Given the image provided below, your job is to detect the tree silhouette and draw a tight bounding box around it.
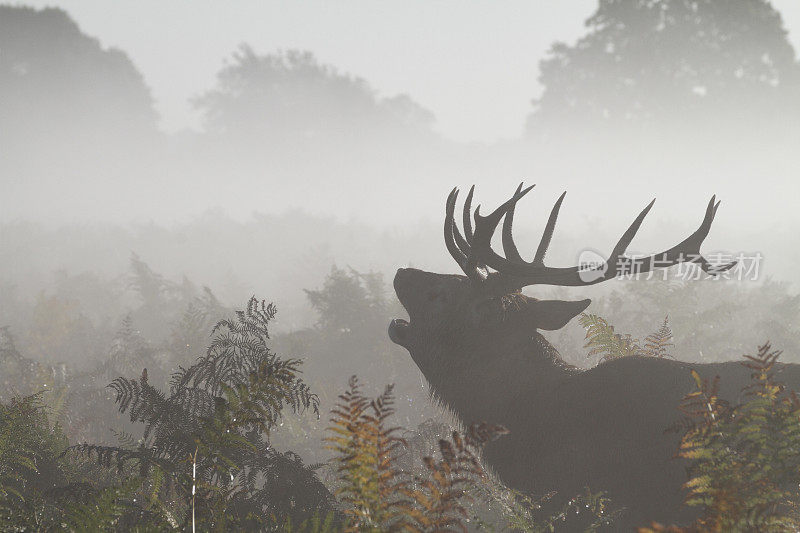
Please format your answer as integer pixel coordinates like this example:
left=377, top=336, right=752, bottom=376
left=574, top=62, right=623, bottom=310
left=0, top=6, right=158, bottom=145
left=194, top=46, right=434, bottom=147
left=0, top=5, right=161, bottom=217
left=529, top=0, right=800, bottom=135
left=304, top=266, right=389, bottom=335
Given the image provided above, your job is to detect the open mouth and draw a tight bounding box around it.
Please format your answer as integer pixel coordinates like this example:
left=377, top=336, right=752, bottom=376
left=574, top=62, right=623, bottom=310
left=388, top=318, right=411, bottom=346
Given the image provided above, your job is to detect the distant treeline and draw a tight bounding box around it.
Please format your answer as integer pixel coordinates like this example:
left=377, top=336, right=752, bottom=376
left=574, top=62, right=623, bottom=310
left=2, top=2, right=799, bottom=223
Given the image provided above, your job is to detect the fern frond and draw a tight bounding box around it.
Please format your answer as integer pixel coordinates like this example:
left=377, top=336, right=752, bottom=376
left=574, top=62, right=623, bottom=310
left=92, top=295, right=330, bottom=528
left=642, top=315, right=674, bottom=358
left=325, top=376, right=409, bottom=532
left=672, top=342, right=800, bottom=530
left=63, top=478, right=141, bottom=531
left=578, top=313, right=641, bottom=361
left=401, top=422, right=508, bottom=533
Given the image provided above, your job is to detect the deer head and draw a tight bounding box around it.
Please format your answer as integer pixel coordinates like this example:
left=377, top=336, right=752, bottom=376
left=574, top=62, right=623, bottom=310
left=389, top=184, right=734, bottom=388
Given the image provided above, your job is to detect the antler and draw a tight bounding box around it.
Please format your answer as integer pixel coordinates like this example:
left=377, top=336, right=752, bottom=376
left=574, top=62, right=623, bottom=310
left=444, top=184, right=736, bottom=296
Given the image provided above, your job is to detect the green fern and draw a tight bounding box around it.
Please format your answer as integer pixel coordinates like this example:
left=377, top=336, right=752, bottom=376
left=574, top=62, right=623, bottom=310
left=671, top=343, right=800, bottom=530
left=325, top=376, right=409, bottom=532
left=63, top=478, right=140, bottom=531
left=74, top=296, right=332, bottom=529
left=0, top=399, right=40, bottom=502
left=0, top=393, right=83, bottom=531
left=578, top=313, right=641, bottom=361
left=273, top=511, right=340, bottom=532
left=580, top=313, right=678, bottom=362
left=642, top=316, right=674, bottom=359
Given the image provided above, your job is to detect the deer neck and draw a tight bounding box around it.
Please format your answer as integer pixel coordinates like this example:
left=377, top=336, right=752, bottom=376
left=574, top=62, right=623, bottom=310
left=414, top=329, right=576, bottom=430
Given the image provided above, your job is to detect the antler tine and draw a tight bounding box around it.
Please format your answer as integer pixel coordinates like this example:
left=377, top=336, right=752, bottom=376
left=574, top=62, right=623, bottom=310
left=445, top=188, right=467, bottom=263
left=673, top=195, right=736, bottom=274
left=695, top=196, right=735, bottom=273
left=445, top=188, right=473, bottom=257
left=445, top=188, right=487, bottom=282
left=473, top=184, right=534, bottom=259
left=502, top=183, right=526, bottom=264
left=609, top=198, right=656, bottom=260
left=700, top=195, right=718, bottom=242
left=463, top=185, right=475, bottom=244
left=606, top=195, right=735, bottom=279
left=452, top=214, right=473, bottom=259
left=533, top=191, right=567, bottom=265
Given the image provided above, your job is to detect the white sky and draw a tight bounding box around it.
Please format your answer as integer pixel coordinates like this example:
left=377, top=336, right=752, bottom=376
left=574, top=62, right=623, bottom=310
left=19, top=1, right=800, bottom=143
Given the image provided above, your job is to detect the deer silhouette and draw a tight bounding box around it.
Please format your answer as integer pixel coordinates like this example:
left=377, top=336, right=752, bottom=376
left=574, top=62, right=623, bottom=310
left=389, top=184, right=800, bottom=529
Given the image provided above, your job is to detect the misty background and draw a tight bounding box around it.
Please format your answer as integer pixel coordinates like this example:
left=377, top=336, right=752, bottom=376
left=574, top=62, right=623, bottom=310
left=2, top=4, right=800, bottom=528
left=2, top=0, right=799, bottom=363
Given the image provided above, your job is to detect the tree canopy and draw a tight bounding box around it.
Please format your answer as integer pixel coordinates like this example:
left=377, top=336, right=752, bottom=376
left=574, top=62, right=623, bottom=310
left=528, top=0, right=800, bottom=135
left=0, top=6, right=158, bottom=144
left=194, top=46, right=434, bottom=146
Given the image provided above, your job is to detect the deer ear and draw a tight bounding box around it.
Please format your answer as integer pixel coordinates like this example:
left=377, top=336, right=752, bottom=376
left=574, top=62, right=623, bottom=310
left=525, top=298, right=591, bottom=331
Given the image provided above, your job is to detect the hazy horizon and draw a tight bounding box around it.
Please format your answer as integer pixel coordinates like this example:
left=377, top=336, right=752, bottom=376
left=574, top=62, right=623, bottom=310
left=20, top=0, right=800, bottom=143
left=2, top=1, right=799, bottom=294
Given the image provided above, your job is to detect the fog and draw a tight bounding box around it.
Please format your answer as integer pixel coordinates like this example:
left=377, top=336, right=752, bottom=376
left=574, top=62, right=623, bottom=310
left=3, top=2, right=799, bottom=320
left=2, top=2, right=800, bottom=529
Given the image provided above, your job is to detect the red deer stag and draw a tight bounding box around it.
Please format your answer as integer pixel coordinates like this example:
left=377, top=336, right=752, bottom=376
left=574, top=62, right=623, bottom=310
left=389, top=184, right=800, bottom=529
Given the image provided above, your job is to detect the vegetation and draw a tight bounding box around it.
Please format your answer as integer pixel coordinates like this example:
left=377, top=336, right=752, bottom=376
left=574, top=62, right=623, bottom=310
left=642, top=316, right=675, bottom=360
left=3, top=247, right=800, bottom=531
left=576, top=312, right=800, bottom=530
left=326, top=377, right=408, bottom=531
left=3, top=249, right=800, bottom=531
left=578, top=312, right=674, bottom=362
left=641, top=343, right=800, bottom=531
left=531, top=0, right=800, bottom=132
left=324, top=376, right=614, bottom=532
left=1, top=297, right=333, bottom=531
left=2, top=0, right=800, bottom=530
left=578, top=313, right=643, bottom=362
left=583, top=277, right=800, bottom=366
left=0, top=285, right=619, bottom=532
left=195, top=47, right=434, bottom=145
left=0, top=5, right=158, bottom=141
